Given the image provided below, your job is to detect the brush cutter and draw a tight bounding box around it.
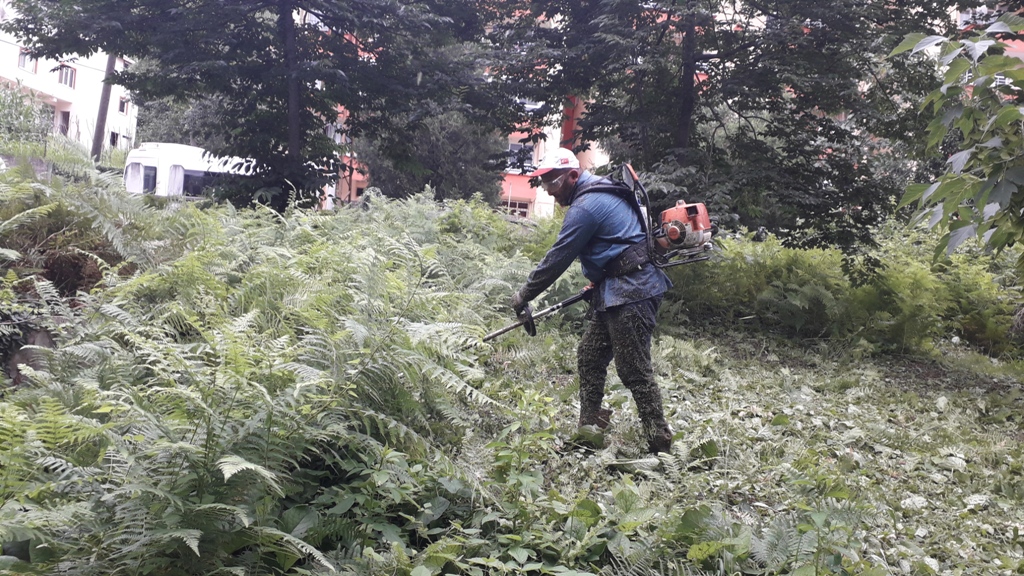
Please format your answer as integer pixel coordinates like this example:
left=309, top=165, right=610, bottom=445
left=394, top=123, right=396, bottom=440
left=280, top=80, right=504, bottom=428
left=483, top=286, right=593, bottom=342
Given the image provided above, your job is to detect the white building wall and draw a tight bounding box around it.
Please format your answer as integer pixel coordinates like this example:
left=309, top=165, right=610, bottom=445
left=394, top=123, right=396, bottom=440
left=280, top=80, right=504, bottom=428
left=0, top=2, right=137, bottom=151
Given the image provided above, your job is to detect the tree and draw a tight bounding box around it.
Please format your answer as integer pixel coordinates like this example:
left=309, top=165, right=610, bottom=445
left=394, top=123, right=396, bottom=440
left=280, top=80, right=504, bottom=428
left=894, top=10, right=1024, bottom=267
left=486, top=0, right=984, bottom=255
left=6, top=0, right=504, bottom=209
left=135, top=97, right=230, bottom=152
left=353, top=111, right=508, bottom=203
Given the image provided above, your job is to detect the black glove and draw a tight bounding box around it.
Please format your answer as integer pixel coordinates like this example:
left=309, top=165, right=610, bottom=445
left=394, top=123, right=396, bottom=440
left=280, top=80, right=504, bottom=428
left=510, top=291, right=537, bottom=337
left=581, top=283, right=595, bottom=302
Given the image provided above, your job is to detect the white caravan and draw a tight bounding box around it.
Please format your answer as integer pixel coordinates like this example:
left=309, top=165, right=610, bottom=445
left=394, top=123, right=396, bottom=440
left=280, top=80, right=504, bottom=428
left=123, top=142, right=252, bottom=197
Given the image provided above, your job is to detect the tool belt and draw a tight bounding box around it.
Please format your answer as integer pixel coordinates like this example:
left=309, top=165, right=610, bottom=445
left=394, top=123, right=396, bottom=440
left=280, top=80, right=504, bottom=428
left=604, top=240, right=652, bottom=277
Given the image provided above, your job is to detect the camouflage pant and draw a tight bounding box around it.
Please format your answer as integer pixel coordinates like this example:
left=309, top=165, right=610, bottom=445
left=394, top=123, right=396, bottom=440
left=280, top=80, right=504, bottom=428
left=577, top=296, right=672, bottom=452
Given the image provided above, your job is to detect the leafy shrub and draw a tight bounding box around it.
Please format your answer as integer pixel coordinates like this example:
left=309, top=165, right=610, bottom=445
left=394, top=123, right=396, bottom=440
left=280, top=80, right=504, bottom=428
left=665, top=227, right=1022, bottom=354
left=0, top=82, right=50, bottom=146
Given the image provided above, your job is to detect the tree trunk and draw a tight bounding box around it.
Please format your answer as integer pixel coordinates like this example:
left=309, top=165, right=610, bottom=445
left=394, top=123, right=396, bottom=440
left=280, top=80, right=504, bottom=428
left=675, top=3, right=699, bottom=165
left=278, top=2, right=301, bottom=166
left=91, top=53, right=117, bottom=162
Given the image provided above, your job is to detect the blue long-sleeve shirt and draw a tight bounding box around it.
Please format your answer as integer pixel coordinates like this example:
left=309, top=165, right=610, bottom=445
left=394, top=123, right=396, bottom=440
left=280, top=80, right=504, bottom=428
left=518, top=172, right=672, bottom=311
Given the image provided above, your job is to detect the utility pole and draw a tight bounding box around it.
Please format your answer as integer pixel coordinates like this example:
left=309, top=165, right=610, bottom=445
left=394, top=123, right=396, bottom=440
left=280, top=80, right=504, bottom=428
left=90, top=53, right=117, bottom=162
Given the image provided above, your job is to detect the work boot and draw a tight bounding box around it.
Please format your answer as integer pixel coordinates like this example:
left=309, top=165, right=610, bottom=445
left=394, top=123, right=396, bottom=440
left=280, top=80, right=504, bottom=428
left=579, top=407, right=613, bottom=430
left=646, top=423, right=673, bottom=455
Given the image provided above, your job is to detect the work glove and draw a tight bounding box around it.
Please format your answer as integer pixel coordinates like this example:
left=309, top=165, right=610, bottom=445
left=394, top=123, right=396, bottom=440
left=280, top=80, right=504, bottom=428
left=510, top=290, right=537, bottom=337
left=581, top=283, right=595, bottom=302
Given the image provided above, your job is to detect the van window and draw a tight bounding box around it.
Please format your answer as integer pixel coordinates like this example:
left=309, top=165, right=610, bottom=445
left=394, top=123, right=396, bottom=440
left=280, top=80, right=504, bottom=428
left=168, top=165, right=185, bottom=195
left=125, top=162, right=143, bottom=193
left=143, top=166, right=157, bottom=193
left=182, top=172, right=206, bottom=197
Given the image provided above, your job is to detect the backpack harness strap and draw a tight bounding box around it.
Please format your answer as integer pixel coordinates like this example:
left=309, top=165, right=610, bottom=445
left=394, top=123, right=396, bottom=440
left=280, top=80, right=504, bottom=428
left=574, top=181, right=654, bottom=278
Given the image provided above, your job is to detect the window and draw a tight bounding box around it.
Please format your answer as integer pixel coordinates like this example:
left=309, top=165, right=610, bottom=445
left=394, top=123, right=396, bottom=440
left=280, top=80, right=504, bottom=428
left=124, top=162, right=143, bottom=193
left=182, top=173, right=207, bottom=197
left=507, top=143, right=534, bottom=172
left=17, top=50, right=35, bottom=73
left=118, top=98, right=129, bottom=114
left=58, top=111, right=70, bottom=135
left=355, top=187, right=365, bottom=198
left=109, top=132, right=119, bottom=147
left=325, top=123, right=345, bottom=145
left=503, top=201, right=530, bottom=218
left=143, top=166, right=157, bottom=194
left=57, top=65, right=76, bottom=88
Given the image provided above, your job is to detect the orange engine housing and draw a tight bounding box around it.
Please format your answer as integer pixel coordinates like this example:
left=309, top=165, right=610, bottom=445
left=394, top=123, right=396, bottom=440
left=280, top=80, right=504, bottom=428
left=656, top=200, right=712, bottom=250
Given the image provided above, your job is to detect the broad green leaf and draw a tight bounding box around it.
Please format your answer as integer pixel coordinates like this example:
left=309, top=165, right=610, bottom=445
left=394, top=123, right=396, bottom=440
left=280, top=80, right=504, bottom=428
left=992, top=106, right=1023, bottom=128
left=900, top=183, right=931, bottom=209
left=986, top=22, right=1013, bottom=34
left=940, top=105, right=963, bottom=128
left=572, top=499, right=604, bottom=527
left=940, top=46, right=965, bottom=67
left=964, top=39, right=996, bottom=62
left=508, top=547, right=530, bottom=564
left=921, top=180, right=946, bottom=204
left=914, top=35, right=950, bottom=54
left=411, top=566, right=432, bottom=576
left=948, top=149, right=973, bottom=174
left=927, top=205, right=945, bottom=229
left=889, top=33, right=928, bottom=56
left=942, top=58, right=970, bottom=84
left=978, top=55, right=1023, bottom=76
left=1001, top=13, right=1024, bottom=32
left=947, top=222, right=978, bottom=253
left=990, top=178, right=1016, bottom=208
left=1005, top=166, right=1024, bottom=184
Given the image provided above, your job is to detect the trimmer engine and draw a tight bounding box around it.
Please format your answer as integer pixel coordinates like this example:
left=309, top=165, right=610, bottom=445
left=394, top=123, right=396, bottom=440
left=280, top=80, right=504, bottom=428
left=655, top=200, right=713, bottom=251
left=617, top=162, right=716, bottom=268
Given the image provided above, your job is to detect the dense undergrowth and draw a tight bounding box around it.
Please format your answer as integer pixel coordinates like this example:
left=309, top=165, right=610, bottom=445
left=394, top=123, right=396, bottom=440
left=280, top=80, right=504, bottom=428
left=1, top=152, right=1023, bottom=576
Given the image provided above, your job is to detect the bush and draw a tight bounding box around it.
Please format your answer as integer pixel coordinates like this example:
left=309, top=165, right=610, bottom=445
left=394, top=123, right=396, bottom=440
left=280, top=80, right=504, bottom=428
left=664, top=226, right=1023, bottom=354
left=0, top=82, right=50, bottom=146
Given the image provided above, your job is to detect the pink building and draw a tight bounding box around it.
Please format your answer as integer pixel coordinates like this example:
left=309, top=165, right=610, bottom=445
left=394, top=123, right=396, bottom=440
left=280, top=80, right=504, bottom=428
left=499, top=96, right=609, bottom=219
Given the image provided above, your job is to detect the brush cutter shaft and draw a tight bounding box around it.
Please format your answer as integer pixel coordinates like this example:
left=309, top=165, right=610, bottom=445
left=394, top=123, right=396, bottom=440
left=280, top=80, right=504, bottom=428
left=483, top=289, right=590, bottom=342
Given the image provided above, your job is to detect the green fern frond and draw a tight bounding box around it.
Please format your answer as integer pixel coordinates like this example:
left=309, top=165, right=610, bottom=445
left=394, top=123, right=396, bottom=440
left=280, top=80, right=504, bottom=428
left=216, top=455, right=285, bottom=497
left=750, top=515, right=800, bottom=569
left=247, top=525, right=336, bottom=571
left=0, top=202, right=57, bottom=235
left=151, top=528, right=203, bottom=556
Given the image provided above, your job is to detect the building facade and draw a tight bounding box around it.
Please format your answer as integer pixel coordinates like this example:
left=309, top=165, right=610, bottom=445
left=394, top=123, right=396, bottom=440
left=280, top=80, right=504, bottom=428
left=0, top=2, right=137, bottom=152
left=500, top=96, right=610, bottom=219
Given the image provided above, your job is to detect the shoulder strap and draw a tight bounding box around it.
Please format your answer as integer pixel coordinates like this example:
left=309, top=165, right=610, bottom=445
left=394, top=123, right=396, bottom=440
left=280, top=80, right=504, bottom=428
left=575, top=181, right=649, bottom=235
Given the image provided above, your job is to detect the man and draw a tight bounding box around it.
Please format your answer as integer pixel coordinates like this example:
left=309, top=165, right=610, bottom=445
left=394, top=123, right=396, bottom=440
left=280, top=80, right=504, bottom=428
left=510, top=147, right=674, bottom=454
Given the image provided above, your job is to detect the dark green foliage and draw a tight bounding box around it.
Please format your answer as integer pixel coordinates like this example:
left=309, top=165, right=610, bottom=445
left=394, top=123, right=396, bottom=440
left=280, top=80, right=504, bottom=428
left=352, top=111, right=508, bottom=204
left=5, top=0, right=501, bottom=209
left=894, top=10, right=1024, bottom=268
left=664, top=227, right=1022, bottom=353
left=0, top=84, right=50, bottom=144
left=486, top=0, right=985, bottom=253
left=134, top=93, right=230, bottom=152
